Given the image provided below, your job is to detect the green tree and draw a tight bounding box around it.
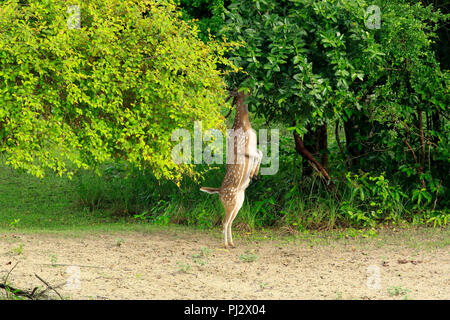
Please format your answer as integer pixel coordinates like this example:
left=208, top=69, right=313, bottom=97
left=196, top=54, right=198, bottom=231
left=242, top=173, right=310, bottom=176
left=0, top=0, right=237, bottom=181
left=222, top=0, right=448, bottom=202
left=177, top=0, right=230, bottom=41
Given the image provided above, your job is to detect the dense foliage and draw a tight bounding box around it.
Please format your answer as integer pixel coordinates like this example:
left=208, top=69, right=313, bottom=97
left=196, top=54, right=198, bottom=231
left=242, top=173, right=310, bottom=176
left=0, top=0, right=235, bottom=180
left=177, top=0, right=230, bottom=41
left=222, top=0, right=449, bottom=214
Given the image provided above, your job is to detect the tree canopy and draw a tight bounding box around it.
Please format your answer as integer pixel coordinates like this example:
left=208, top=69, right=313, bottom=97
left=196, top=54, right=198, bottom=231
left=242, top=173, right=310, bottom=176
left=0, top=0, right=236, bottom=180
left=222, top=0, right=449, bottom=204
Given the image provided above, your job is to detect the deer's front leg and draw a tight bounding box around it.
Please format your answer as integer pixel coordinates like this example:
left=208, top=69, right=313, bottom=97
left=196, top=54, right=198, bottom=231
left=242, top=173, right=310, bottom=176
left=250, top=149, right=263, bottom=179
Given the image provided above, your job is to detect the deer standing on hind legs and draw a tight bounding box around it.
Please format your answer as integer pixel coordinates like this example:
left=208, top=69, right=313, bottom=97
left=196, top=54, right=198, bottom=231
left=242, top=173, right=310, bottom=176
left=200, top=90, right=263, bottom=249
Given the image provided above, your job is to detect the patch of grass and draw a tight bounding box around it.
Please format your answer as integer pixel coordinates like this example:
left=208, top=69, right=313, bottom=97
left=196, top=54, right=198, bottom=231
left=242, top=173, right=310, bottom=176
left=0, top=163, right=134, bottom=231
left=200, top=247, right=211, bottom=256
left=8, top=219, right=21, bottom=230
left=10, top=243, right=24, bottom=256
left=115, top=238, right=125, bottom=247
left=192, top=247, right=211, bottom=266
left=192, top=257, right=207, bottom=266
left=0, top=290, right=28, bottom=300
left=49, top=254, right=58, bottom=266
left=176, top=262, right=191, bottom=273
left=387, top=286, right=410, bottom=299
left=239, top=251, right=259, bottom=263
left=259, top=282, right=270, bottom=290
left=339, top=228, right=378, bottom=239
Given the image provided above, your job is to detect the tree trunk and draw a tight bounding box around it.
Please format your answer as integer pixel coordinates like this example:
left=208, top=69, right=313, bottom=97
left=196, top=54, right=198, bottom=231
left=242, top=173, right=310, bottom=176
left=417, top=108, right=426, bottom=188
left=293, top=122, right=335, bottom=191
left=302, top=124, right=329, bottom=177
left=302, top=127, right=314, bottom=177
left=431, top=111, right=440, bottom=145
left=343, top=114, right=370, bottom=170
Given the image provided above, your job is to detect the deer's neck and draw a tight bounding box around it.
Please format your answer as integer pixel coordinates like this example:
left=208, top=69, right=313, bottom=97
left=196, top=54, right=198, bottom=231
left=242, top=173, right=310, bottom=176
left=232, top=92, right=251, bottom=131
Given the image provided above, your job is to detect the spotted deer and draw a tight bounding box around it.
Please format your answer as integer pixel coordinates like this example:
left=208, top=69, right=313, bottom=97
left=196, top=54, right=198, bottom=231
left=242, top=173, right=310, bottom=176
left=200, top=90, right=263, bottom=248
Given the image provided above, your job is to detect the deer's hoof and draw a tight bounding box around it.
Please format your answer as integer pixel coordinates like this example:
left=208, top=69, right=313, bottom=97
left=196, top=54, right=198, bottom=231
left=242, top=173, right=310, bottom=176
left=228, top=243, right=235, bottom=248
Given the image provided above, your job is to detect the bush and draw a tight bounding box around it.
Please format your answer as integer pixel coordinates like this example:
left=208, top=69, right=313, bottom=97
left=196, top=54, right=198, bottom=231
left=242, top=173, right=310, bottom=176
left=0, top=0, right=236, bottom=180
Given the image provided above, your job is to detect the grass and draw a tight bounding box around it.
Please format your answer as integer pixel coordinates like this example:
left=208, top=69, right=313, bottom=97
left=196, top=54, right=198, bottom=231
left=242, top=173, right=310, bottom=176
left=0, top=163, right=137, bottom=231
left=0, top=162, right=449, bottom=252
left=192, top=247, right=211, bottom=265
left=49, top=254, right=58, bottom=265
left=239, top=250, right=259, bottom=262
left=176, top=262, right=192, bottom=273
left=0, top=290, right=29, bottom=300
left=387, top=286, right=411, bottom=300
left=11, top=243, right=24, bottom=255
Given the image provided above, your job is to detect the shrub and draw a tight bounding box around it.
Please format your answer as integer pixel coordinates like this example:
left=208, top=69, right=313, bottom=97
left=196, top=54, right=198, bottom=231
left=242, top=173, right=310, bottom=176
left=0, top=0, right=237, bottom=180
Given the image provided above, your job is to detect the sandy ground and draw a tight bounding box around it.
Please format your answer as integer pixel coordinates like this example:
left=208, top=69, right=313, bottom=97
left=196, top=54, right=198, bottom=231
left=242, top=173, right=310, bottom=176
left=1, top=228, right=449, bottom=300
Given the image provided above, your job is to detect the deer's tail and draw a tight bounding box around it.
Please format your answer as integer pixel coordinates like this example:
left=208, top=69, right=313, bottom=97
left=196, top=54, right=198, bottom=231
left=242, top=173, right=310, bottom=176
left=200, top=187, right=220, bottom=195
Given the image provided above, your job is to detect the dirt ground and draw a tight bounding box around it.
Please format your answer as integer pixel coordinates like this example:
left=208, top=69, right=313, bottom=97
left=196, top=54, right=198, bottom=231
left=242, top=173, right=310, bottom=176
left=1, top=227, right=449, bottom=300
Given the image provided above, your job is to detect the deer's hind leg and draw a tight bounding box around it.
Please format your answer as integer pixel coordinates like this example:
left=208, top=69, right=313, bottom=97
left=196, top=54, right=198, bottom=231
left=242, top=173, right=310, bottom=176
left=221, top=199, right=235, bottom=249
left=226, top=191, right=245, bottom=248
